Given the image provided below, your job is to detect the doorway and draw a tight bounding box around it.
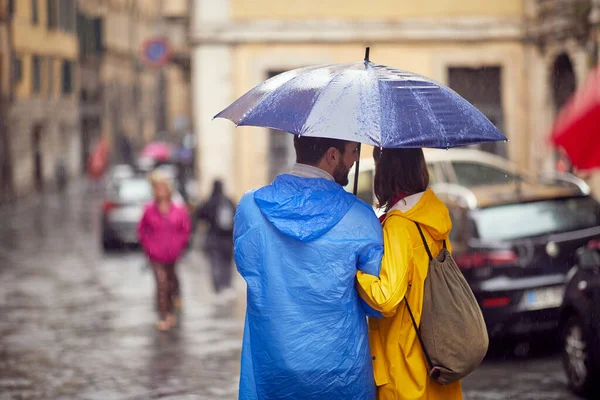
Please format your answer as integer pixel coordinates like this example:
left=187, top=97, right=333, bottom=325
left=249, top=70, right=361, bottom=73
left=551, top=53, right=576, bottom=113
left=551, top=53, right=577, bottom=172
left=32, top=124, right=43, bottom=190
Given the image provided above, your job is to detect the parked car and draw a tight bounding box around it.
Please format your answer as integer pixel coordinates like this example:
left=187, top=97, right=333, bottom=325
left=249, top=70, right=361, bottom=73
left=105, top=164, right=135, bottom=186
left=346, top=148, right=589, bottom=211
left=560, top=245, right=600, bottom=398
left=101, top=175, right=186, bottom=250
left=345, top=148, right=599, bottom=341
left=438, top=182, right=600, bottom=340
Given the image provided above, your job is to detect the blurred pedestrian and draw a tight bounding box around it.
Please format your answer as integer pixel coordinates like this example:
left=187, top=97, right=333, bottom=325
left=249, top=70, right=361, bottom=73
left=54, top=157, right=67, bottom=192
left=175, top=161, right=189, bottom=204
left=138, top=172, right=192, bottom=331
left=197, top=180, right=236, bottom=296
left=88, top=137, right=109, bottom=192
left=116, top=133, right=134, bottom=166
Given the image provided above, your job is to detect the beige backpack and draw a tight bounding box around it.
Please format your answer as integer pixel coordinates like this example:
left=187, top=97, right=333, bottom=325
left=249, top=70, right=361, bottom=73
left=405, top=222, right=489, bottom=385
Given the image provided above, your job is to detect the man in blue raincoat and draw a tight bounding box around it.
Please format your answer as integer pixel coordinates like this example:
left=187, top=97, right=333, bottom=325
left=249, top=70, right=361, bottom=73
left=234, top=135, right=384, bottom=400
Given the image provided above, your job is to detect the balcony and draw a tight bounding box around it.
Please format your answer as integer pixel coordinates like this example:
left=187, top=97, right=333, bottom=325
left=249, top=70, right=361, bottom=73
left=527, top=0, right=593, bottom=42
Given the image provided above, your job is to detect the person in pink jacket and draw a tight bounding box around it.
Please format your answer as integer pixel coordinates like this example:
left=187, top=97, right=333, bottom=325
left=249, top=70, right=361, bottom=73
left=138, top=172, right=192, bottom=331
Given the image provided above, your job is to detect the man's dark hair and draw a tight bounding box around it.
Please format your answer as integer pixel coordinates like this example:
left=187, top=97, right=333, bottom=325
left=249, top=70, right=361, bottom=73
left=293, top=135, right=347, bottom=166
left=373, top=147, right=429, bottom=211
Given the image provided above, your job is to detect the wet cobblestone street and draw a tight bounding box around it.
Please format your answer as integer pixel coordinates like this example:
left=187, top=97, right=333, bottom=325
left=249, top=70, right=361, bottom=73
left=0, top=183, right=581, bottom=399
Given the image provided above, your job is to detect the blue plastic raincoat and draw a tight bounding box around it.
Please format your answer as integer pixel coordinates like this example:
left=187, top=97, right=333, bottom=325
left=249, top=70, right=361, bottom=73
left=234, top=173, right=384, bottom=400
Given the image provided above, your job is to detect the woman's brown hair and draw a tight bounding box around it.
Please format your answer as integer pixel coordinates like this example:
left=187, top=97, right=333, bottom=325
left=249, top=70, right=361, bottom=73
left=373, top=147, right=429, bottom=211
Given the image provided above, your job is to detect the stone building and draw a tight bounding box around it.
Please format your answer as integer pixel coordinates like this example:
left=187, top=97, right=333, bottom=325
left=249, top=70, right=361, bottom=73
left=190, top=0, right=531, bottom=199
left=78, top=0, right=191, bottom=168
left=0, top=0, right=192, bottom=201
left=3, top=0, right=80, bottom=197
left=190, top=0, right=600, bottom=200
left=524, top=0, right=600, bottom=174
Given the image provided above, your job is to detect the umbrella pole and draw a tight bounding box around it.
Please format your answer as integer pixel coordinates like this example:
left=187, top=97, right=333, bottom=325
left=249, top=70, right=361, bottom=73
left=353, top=144, right=362, bottom=196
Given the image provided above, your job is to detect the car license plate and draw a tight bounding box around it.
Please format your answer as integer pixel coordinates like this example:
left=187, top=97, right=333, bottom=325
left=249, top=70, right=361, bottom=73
left=524, top=286, right=564, bottom=310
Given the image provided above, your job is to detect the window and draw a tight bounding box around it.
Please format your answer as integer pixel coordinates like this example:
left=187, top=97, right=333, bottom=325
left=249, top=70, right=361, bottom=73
left=448, top=66, right=507, bottom=158
left=62, top=61, right=73, bottom=94
left=452, top=162, right=518, bottom=187
left=32, top=0, right=39, bottom=24
left=47, top=0, right=58, bottom=29
left=93, top=18, right=104, bottom=52
left=58, top=0, right=75, bottom=32
left=32, top=56, right=42, bottom=94
left=476, top=197, right=600, bottom=241
left=67, top=0, right=76, bottom=31
left=12, top=55, right=22, bottom=83
left=47, top=58, right=54, bottom=97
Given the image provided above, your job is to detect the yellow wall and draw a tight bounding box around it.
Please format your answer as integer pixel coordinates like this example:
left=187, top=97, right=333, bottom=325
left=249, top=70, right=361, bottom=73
left=232, top=0, right=524, bottom=20
left=11, top=0, right=78, bottom=99
left=12, top=0, right=78, bottom=58
left=230, top=42, right=528, bottom=197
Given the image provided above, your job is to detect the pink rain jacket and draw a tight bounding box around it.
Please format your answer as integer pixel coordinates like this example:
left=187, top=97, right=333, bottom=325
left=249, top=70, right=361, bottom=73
left=138, top=202, right=192, bottom=264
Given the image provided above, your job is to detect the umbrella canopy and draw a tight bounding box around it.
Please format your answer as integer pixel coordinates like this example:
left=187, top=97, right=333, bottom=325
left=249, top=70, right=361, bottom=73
left=551, top=65, right=600, bottom=170
left=215, top=50, right=506, bottom=149
left=140, top=142, right=171, bottom=161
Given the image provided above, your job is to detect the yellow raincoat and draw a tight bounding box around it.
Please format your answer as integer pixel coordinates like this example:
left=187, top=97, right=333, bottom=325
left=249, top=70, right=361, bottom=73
left=357, top=189, right=463, bottom=400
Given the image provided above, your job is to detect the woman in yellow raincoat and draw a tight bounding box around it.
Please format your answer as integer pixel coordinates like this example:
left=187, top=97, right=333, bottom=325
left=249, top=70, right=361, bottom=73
left=357, top=147, right=463, bottom=400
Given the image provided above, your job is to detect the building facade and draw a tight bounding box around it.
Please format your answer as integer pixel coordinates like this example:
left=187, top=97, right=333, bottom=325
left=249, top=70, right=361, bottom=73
left=0, top=0, right=192, bottom=201
left=190, top=0, right=600, bottom=200
left=524, top=0, right=600, bottom=174
left=100, top=0, right=162, bottom=161
left=191, top=0, right=531, bottom=199
left=4, top=0, right=80, bottom=197
left=78, top=0, right=191, bottom=168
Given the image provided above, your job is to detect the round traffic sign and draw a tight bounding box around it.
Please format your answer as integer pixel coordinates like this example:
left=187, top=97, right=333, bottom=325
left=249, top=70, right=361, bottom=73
left=141, top=37, right=172, bottom=68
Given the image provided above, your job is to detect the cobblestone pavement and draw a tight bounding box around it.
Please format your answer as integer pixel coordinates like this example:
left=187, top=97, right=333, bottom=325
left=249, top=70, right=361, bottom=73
left=0, top=182, right=580, bottom=399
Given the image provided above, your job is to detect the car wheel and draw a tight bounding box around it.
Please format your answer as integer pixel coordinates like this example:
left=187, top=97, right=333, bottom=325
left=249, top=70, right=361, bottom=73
left=562, top=316, right=597, bottom=397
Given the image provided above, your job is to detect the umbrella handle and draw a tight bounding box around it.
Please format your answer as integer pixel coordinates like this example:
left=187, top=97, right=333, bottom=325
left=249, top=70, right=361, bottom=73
left=353, top=144, right=362, bottom=196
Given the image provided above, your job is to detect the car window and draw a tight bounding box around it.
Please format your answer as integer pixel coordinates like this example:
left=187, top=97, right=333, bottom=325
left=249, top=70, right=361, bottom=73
left=116, top=179, right=153, bottom=203
left=476, top=197, right=600, bottom=241
left=452, top=162, right=517, bottom=187
left=427, top=165, right=437, bottom=184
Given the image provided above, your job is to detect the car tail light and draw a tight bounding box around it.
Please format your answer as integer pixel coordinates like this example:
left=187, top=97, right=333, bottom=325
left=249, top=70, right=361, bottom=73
left=455, top=250, right=519, bottom=269
left=481, top=296, right=511, bottom=308
left=102, top=201, right=118, bottom=213
left=587, top=239, right=600, bottom=249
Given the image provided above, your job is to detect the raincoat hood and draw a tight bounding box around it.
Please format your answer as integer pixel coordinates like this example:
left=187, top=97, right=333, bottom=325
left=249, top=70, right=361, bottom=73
left=254, top=174, right=356, bottom=242
left=386, top=188, right=452, bottom=241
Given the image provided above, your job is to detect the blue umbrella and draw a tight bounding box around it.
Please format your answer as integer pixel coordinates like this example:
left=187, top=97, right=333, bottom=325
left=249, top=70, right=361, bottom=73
left=215, top=48, right=507, bottom=149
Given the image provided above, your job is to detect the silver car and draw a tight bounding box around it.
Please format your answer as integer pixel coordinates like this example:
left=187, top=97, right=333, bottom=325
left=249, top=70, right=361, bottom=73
left=346, top=148, right=589, bottom=215
left=101, top=176, right=184, bottom=250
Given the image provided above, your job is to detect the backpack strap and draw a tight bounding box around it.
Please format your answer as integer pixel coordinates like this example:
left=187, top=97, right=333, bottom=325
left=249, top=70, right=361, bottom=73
left=414, top=222, right=433, bottom=261
left=408, top=222, right=439, bottom=375
left=404, top=295, right=434, bottom=372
